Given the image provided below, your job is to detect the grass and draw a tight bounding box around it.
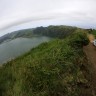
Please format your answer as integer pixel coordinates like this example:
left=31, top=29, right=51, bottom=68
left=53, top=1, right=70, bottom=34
left=0, top=32, right=92, bottom=96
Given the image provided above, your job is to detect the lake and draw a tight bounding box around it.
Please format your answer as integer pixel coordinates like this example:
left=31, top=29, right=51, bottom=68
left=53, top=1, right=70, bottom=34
left=0, top=36, right=51, bottom=64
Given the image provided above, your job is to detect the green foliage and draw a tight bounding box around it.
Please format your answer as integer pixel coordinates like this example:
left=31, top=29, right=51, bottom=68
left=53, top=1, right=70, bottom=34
left=33, top=25, right=77, bottom=38
left=0, top=32, right=92, bottom=96
left=0, top=25, right=77, bottom=44
left=69, top=32, right=89, bottom=48
left=91, top=29, right=96, bottom=38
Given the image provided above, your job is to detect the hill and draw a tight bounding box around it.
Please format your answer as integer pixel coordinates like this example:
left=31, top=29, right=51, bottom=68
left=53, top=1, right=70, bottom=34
left=0, top=29, right=34, bottom=44
left=0, top=25, right=77, bottom=44
left=0, top=31, right=93, bottom=96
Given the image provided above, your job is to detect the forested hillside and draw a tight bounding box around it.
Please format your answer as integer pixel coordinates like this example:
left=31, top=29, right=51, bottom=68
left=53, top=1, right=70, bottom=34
left=0, top=31, right=93, bottom=96
left=0, top=25, right=77, bottom=44
left=33, top=25, right=77, bottom=38
left=0, top=29, right=34, bottom=44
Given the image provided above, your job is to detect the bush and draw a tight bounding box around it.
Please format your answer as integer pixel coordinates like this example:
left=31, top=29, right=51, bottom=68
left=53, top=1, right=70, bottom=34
left=69, top=32, right=89, bottom=48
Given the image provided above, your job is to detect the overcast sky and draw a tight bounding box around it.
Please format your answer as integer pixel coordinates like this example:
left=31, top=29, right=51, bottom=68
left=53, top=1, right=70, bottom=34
left=0, top=0, right=96, bottom=36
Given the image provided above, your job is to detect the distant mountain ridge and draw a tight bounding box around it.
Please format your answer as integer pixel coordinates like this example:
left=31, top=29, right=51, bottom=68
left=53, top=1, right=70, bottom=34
left=0, top=25, right=78, bottom=44
left=0, top=28, right=34, bottom=44
left=0, top=25, right=94, bottom=44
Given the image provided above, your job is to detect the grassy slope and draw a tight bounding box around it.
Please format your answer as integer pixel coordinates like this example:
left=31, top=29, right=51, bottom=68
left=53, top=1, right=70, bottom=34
left=0, top=32, right=92, bottom=96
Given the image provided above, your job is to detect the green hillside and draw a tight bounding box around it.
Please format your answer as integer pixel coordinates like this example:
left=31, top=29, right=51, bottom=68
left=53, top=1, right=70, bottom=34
left=0, top=31, right=93, bottom=96
left=0, top=29, right=34, bottom=44
left=0, top=25, right=77, bottom=44
left=33, top=25, right=77, bottom=38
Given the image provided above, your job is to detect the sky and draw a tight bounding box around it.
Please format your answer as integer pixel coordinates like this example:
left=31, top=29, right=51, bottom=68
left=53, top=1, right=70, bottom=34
left=0, top=0, right=96, bottom=36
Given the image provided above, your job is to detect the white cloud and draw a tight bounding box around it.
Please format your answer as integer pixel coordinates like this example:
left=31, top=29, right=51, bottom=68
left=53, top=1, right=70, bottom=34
left=0, top=0, right=96, bottom=36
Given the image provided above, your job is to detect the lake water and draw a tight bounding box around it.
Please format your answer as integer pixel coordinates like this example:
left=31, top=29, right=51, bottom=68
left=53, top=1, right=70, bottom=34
left=0, top=36, right=51, bottom=64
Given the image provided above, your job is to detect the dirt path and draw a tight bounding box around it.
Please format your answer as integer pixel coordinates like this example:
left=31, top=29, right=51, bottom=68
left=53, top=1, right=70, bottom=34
left=84, top=43, right=96, bottom=69
left=88, top=34, right=95, bottom=42
left=83, top=34, right=96, bottom=95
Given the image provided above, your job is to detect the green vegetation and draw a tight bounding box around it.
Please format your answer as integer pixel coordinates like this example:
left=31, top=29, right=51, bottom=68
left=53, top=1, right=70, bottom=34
left=0, top=25, right=77, bottom=44
left=0, top=31, right=92, bottom=96
left=87, top=29, right=96, bottom=38
left=33, top=25, right=77, bottom=38
left=91, top=30, right=96, bottom=38
left=0, top=29, right=34, bottom=44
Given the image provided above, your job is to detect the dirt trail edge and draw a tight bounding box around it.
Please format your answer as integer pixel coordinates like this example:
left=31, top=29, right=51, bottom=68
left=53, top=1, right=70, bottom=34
left=83, top=34, right=96, bottom=95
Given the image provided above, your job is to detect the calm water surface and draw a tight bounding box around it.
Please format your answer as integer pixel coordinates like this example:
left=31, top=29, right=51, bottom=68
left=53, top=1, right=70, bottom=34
left=0, top=36, right=51, bottom=64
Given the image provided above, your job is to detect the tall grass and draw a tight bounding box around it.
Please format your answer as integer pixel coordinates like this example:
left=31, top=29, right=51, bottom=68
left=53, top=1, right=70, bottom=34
left=0, top=32, right=92, bottom=96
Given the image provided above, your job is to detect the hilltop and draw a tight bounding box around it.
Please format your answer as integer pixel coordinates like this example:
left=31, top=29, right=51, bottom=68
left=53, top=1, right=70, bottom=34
left=0, top=30, right=94, bottom=96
